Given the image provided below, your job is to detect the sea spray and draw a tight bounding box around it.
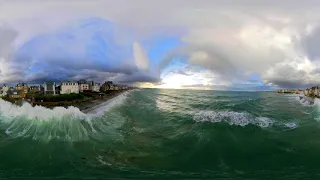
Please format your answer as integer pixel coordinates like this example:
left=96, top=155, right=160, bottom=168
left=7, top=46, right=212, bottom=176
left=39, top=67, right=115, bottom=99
left=314, top=98, right=320, bottom=107
left=86, top=90, right=132, bottom=117
left=313, top=98, right=320, bottom=121
left=193, top=110, right=274, bottom=127
left=0, top=99, right=87, bottom=122
left=0, top=91, right=131, bottom=141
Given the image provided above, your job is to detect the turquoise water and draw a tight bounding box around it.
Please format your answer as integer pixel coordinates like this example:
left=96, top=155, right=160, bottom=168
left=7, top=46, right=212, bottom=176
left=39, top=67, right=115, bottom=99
left=1, top=89, right=320, bottom=179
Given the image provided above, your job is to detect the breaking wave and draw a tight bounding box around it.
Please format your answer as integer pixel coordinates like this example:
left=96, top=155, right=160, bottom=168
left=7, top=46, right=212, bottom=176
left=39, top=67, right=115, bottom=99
left=0, top=99, right=87, bottom=121
left=193, top=110, right=300, bottom=130
left=193, top=110, right=274, bottom=128
left=0, top=91, right=131, bottom=141
left=86, top=91, right=131, bottom=117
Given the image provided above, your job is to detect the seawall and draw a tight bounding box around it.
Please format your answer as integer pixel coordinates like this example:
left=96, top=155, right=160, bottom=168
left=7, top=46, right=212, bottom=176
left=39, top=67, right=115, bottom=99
left=299, top=95, right=315, bottom=105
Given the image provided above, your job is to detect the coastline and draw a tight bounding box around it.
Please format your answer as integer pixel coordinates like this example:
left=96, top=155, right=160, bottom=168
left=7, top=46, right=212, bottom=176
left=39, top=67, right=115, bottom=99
left=299, top=94, right=315, bottom=105
left=1, top=90, right=130, bottom=113
left=45, top=90, right=128, bottom=113
left=76, top=91, right=127, bottom=113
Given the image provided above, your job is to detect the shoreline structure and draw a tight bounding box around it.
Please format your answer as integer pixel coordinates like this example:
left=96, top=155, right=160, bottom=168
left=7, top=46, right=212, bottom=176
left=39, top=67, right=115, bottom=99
left=277, top=87, right=319, bottom=105
left=36, top=90, right=129, bottom=113
left=0, top=80, right=137, bottom=113
left=77, top=90, right=129, bottom=113
left=0, top=89, right=132, bottom=113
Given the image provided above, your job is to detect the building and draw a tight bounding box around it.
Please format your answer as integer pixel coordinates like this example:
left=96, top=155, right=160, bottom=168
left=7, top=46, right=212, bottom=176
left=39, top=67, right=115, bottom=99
left=78, top=79, right=90, bottom=92
left=315, top=86, right=320, bottom=97
left=92, top=83, right=100, bottom=92
left=8, top=90, right=25, bottom=99
left=308, top=88, right=314, bottom=96
left=87, top=81, right=94, bottom=89
left=83, top=81, right=101, bottom=92
left=55, top=86, right=61, bottom=95
left=60, top=81, right=79, bottom=94
left=100, top=81, right=113, bottom=92
left=29, top=85, right=41, bottom=93
left=0, top=84, right=9, bottom=97
left=16, top=83, right=28, bottom=94
left=44, top=82, right=56, bottom=95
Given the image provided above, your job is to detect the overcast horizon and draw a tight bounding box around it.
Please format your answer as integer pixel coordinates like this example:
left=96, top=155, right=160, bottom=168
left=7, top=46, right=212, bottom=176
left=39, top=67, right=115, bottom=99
left=1, top=0, right=320, bottom=90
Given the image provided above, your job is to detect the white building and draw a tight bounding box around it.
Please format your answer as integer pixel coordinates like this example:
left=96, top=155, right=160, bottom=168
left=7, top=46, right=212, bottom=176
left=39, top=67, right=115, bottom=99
left=0, top=85, right=9, bottom=97
left=60, top=81, right=79, bottom=94
left=44, top=82, right=56, bottom=95
left=92, top=83, right=100, bottom=92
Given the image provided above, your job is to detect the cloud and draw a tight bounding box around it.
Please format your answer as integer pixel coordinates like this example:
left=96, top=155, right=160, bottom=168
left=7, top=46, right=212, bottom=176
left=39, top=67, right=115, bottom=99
left=133, top=41, right=149, bottom=71
left=2, top=0, right=320, bottom=89
left=115, top=72, right=160, bottom=84
left=0, top=26, right=25, bottom=83
left=302, top=26, right=320, bottom=61
left=154, top=10, right=320, bottom=88
left=9, top=18, right=161, bottom=84
left=262, top=59, right=320, bottom=88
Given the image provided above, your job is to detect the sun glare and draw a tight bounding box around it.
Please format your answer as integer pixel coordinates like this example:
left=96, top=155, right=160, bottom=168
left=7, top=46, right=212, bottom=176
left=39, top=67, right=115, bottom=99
left=156, top=73, right=197, bottom=89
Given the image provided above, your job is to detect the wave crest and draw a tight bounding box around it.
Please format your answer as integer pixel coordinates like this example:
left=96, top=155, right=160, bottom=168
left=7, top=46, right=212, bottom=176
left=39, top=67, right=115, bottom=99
left=0, top=91, right=131, bottom=141
left=193, top=110, right=274, bottom=128
left=0, top=99, right=87, bottom=121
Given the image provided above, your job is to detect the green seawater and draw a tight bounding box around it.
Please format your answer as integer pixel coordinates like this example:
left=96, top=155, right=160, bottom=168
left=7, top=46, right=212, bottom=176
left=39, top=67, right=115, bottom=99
left=1, top=89, right=320, bottom=179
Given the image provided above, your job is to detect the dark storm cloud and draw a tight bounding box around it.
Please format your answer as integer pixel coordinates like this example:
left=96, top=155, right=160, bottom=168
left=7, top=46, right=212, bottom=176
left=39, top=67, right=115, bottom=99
left=0, top=26, right=26, bottom=83
left=25, top=68, right=123, bottom=84
left=302, top=26, right=320, bottom=61
left=6, top=18, right=160, bottom=84
left=115, top=72, right=160, bottom=83
left=268, top=80, right=310, bottom=89
left=263, top=62, right=320, bottom=89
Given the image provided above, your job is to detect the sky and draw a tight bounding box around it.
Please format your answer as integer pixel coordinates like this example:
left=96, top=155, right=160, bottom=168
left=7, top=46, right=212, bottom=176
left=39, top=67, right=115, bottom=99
left=1, top=0, right=320, bottom=90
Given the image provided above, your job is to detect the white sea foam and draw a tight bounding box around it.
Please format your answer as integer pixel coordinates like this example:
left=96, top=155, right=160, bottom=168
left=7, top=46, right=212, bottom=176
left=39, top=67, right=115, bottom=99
left=193, top=110, right=274, bottom=128
left=0, top=91, right=131, bottom=141
left=0, top=91, right=131, bottom=121
left=298, top=96, right=316, bottom=106
left=0, top=99, right=87, bottom=122
left=313, top=99, right=320, bottom=120
left=254, top=117, right=274, bottom=128
left=86, top=91, right=131, bottom=117
left=314, top=98, right=320, bottom=108
left=284, top=122, right=298, bottom=129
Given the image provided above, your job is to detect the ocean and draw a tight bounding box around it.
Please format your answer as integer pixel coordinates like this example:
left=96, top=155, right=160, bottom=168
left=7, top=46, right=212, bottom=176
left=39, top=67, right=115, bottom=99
left=1, top=89, right=320, bottom=179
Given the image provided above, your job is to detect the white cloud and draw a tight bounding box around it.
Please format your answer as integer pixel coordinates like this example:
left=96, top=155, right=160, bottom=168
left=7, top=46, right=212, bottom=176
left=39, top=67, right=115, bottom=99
left=1, top=0, right=320, bottom=88
left=189, top=51, right=209, bottom=64
left=0, top=26, right=24, bottom=83
left=133, top=42, right=149, bottom=71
